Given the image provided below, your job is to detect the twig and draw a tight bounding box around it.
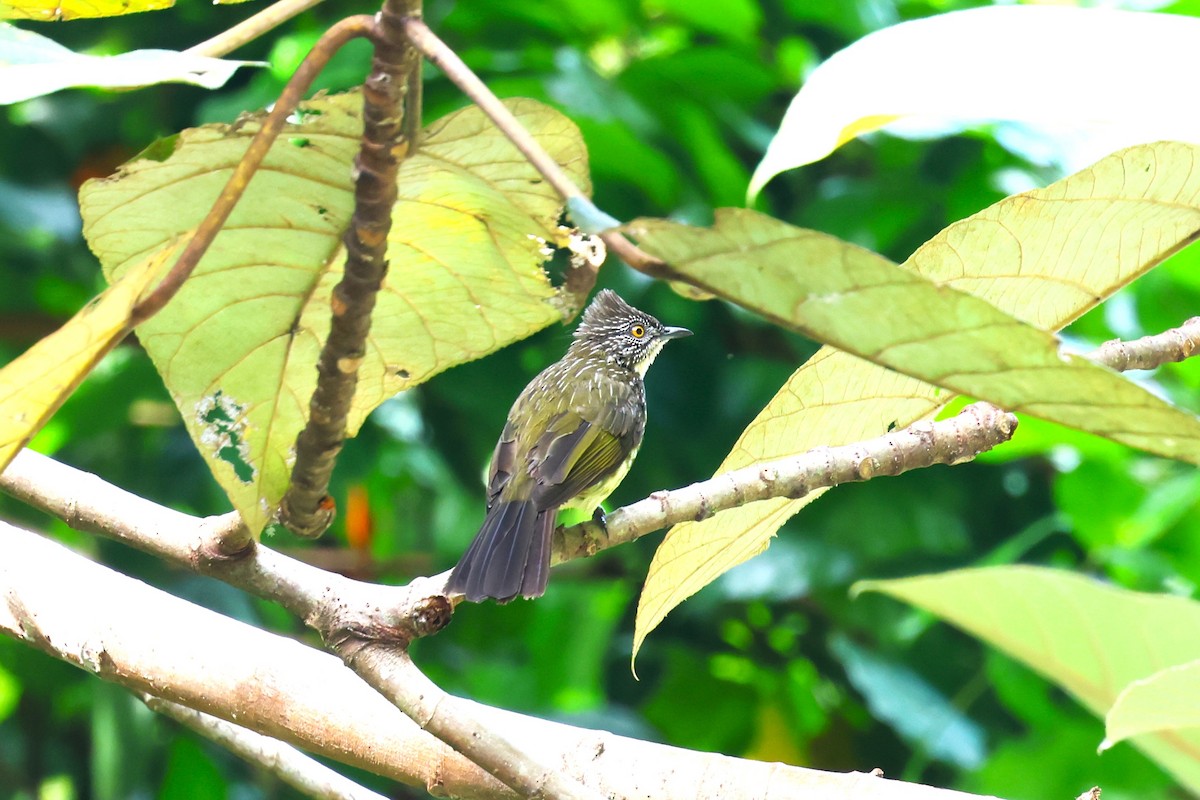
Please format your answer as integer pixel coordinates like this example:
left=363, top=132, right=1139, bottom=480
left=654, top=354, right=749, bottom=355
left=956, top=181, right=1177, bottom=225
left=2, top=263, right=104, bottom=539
left=1090, top=317, right=1200, bottom=371
left=556, top=401, right=1017, bottom=562
left=143, top=694, right=389, bottom=800
left=186, top=0, right=330, bottom=58
left=401, top=17, right=579, bottom=202
left=131, top=15, right=375, bottom=328
left=278, top=4, right=420, bottom=539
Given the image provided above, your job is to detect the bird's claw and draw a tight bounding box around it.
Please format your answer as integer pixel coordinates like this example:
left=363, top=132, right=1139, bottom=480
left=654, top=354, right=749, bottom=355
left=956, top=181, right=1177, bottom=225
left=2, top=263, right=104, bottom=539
left=591, top=506, right=608, bottom=529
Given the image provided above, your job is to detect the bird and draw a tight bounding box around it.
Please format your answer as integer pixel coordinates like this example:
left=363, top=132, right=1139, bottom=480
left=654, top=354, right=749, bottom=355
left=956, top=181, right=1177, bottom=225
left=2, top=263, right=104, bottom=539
left=446, top=289, right=691, bottom=603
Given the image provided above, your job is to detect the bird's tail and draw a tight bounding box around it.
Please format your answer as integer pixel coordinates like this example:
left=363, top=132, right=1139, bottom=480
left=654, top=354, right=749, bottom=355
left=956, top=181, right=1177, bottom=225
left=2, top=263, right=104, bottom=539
left=446, top=500, right=554, bottom=603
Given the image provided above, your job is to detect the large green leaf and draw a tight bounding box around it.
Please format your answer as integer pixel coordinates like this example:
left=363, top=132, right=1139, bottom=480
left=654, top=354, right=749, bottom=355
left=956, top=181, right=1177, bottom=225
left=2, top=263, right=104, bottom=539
left=858, top=566, right=1200, bottom=792
left=80, top=93, right=590, bottom=532
left=631, top=142, right=1200, bottom=654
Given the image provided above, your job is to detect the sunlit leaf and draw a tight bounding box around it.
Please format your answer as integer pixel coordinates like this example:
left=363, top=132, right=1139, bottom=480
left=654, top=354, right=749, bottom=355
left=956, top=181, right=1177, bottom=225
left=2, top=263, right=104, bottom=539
left=749, top=6, right=1200, bottom=199
left=0, top=239, right=181, bottom=472
left=80, top=92, right=590, bottom=532
left=1104, top=660, right=1200, bottom=752
left=632, top=141, right=1200, bottom=656
left=857, top=566, right=1200, bottom=792
left=3, top=0, right=170, bottom=22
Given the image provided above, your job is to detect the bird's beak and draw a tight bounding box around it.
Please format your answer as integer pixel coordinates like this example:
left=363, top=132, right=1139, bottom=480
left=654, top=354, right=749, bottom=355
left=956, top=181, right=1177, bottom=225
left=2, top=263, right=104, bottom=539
left=661, top=326, right=692, bottom=339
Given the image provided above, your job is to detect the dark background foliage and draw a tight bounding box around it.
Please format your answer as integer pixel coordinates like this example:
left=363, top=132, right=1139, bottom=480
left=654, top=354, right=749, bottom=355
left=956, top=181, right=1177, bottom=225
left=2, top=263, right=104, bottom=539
left=3, top=0, right=1199, bottom=798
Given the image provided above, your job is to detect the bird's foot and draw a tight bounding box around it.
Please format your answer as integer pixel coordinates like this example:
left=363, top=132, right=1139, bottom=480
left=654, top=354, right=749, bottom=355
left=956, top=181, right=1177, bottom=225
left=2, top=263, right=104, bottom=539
left=591, top=506, right=608, bottom=529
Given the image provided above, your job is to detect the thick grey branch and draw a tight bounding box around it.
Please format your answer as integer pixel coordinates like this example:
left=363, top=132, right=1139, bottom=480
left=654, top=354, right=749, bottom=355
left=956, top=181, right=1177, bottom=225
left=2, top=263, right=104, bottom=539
left=0, top=520, right=999, bottom=800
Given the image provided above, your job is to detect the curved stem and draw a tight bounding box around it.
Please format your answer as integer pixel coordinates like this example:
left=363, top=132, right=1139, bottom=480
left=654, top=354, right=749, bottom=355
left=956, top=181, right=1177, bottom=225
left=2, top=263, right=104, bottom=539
left=186, top=0, right=330, bottom=58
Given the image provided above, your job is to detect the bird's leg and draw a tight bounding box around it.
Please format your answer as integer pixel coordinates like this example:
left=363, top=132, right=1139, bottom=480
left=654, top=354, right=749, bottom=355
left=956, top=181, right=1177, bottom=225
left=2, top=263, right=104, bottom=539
left=591, top=506, right=608, bottom=529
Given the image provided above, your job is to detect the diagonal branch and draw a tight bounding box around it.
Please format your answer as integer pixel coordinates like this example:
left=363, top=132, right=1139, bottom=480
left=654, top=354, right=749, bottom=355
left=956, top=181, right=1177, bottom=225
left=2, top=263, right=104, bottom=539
left=557, top=401, right=1017, bottom=563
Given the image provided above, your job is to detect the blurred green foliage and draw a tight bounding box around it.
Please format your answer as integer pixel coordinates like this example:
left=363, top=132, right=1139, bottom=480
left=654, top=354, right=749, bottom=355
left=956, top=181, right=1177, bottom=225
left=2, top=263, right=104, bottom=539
left=1, top=0, right=1198, bottom=798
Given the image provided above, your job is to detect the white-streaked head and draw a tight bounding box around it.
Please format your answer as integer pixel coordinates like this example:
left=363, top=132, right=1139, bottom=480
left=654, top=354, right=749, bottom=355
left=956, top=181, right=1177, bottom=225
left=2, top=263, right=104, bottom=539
left=572, top=289, right=691, bottom=375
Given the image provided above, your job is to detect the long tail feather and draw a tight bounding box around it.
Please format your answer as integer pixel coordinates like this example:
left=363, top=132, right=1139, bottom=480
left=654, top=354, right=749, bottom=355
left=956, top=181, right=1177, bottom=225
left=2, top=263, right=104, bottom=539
left=447, top=500, right=554, bottom=603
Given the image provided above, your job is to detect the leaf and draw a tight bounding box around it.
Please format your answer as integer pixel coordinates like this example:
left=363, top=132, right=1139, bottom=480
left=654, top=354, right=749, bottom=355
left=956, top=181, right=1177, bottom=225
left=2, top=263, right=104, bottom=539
left=1104, top=660, right=1200, bottom=752
left=631, top=141, right=1200, bottom=657
left=1, top=0, right=170, bottom=18
left=80, top=93, right=590, bottom=532
left=749, top=6, right=1200, bottom=199
left=634, top=207, right=1200, bottom=462
left=0, top=239, right=180, bottom=472
left=857, top=566, right=1200, bottom=792
left=0, top=25, right=260, bottom=104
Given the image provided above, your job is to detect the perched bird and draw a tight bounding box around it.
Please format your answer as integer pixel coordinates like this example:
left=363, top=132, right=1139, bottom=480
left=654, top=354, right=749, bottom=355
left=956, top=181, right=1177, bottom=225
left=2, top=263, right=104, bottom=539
left=447, top=289, right=691, bottom=603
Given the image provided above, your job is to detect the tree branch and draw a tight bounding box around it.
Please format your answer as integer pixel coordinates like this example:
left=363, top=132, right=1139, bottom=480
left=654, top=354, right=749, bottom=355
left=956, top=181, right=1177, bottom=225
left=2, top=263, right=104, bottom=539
left=1089, top=316, right=1199, bottom=371
left=0, top=520, right=1002, bottom=800
left=143, top=694, right=389, bottom=800
left=556, top=401, right=1017, bottom=562
left=278, top=5, right=421, bottom=539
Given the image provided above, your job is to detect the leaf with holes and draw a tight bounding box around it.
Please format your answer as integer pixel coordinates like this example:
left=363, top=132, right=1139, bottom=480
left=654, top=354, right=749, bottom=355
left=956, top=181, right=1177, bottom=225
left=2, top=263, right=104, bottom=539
left=80, top=92, right=590, bottom=532
left=858, top=566, right=1200, bottom=792
left=630, top=142, right=1200, bottom=658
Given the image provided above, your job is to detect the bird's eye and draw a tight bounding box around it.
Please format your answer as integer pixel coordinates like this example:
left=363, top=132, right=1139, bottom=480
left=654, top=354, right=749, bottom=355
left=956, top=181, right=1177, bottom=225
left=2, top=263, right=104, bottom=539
left=630, top=324, right=646, bottom=338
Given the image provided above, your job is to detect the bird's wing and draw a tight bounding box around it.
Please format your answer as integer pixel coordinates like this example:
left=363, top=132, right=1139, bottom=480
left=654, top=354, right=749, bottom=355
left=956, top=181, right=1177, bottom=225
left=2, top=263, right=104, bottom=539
left=529, top=407, right=639, bottom=509
left=485, top=421, right=518, bottom=508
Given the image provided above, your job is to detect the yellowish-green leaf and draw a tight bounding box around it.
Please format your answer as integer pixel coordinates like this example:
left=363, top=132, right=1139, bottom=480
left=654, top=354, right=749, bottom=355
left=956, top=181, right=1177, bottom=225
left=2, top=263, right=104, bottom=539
left=632, top=208, right=1200, bottom=456
left=0, top=239, right=181, bottom=471
left=749, top=6, right=1200, bottom=199
left=80, top=93, right=590, bottom=532
left=857, top=566, right=1200, bottom=792
left=0, top=24, right=259, bottom=104
left=2, top=0, right=171, bottom=20
left=631, top=142, right=1200, bottom=658
left=1104, top=659, right=1200, bottom=752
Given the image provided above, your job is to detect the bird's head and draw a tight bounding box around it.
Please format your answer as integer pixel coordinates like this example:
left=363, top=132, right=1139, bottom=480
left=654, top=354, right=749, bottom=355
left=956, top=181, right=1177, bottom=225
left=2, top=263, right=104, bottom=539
left=572, top=289, right=692, bottom=375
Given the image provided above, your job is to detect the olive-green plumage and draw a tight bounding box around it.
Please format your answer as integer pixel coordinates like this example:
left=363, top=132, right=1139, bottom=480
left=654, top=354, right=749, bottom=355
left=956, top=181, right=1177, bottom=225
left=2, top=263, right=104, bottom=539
left=447, top=290, right=691, bottom=603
